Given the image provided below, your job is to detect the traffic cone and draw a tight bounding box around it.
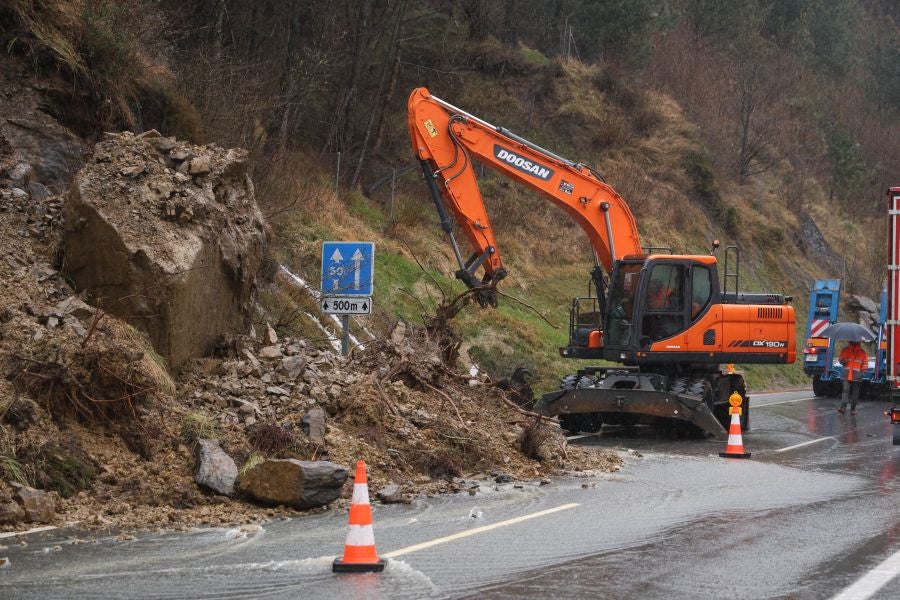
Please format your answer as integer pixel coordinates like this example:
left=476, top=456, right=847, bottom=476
left=719, top=391, right=751, bottom=459
left=333, top=460, right=385, bottom=573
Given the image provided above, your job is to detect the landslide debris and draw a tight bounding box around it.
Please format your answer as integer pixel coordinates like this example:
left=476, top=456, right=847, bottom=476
left=1, top=125, right=621, bottom=534
left=61, top=131, right=268, bottom=372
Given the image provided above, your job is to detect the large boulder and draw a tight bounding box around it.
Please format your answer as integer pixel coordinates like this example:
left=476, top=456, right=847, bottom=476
left=61, top=131, right=268, bottom=371
left=0, top=501, right=25, bottom=525
left=846, top=294, right=879, bottom=315
left=237, top=459, right=347, bottom=509
left=11, top=483, right=55, bottom=524
left=194, top=439, right=238, bottom=496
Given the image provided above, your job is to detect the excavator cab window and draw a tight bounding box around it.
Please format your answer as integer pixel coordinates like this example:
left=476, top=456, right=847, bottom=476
left=691, top=265, right=713, bottom=320
left=606, top=262, right=642, bottom=347
left=642, top=263, right=686, bottom=342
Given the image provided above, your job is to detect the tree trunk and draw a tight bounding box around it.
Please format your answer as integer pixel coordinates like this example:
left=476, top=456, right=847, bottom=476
left=352, top=0, right=407, bottom=187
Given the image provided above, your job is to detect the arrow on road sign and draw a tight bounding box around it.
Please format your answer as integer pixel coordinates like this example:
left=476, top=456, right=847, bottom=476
left=330, top=248, right=343, bottom=262
left=351, top=249, right=364, bottom=290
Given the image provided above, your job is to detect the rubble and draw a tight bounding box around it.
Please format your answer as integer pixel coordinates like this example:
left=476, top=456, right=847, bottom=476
left=301, top=407, right=326, bottom=445
left=375, top=483, right=406, bottom=504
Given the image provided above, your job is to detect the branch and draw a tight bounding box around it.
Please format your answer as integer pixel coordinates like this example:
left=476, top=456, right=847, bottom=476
left=422, top=381, right=467, bottom=429
left=494, top=289, right=559, bottom=329
left=401, top=240, right=446, bottom=303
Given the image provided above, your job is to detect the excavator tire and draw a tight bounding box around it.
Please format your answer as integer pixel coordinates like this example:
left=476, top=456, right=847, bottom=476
left=687, top=378, right=714, bottom=411
left=669, top=377, right=689, bottom=396
left=557, top=374, right=602, bottom=435
left=560, top=374, right=579, bottom=391
left=719, top=376, right=749, bottom=431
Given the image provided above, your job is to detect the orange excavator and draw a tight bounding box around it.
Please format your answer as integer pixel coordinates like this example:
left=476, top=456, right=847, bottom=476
left=407, top=87, right=796, bottom=436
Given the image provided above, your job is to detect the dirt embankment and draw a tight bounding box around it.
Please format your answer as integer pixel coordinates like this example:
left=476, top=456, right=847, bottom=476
left=1, top=98, right=621, bottom=533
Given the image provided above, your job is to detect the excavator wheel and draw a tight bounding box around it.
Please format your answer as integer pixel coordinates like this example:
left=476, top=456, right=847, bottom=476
left=716, top=376, right=749, bottom=431
left=557, top=374, right=602, bottom=434
left=668, top=377, right=689, bottom=396
left=558, top=413, right=602, bottom=435
left=560, top=374, right=579, bottom=391
left=687, top=379, right=714, bottom=411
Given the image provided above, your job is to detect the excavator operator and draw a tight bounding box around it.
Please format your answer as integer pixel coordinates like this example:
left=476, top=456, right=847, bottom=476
left=648, top=279, right=675, bottom=310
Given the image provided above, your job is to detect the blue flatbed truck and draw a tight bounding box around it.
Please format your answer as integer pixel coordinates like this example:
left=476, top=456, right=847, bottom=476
left=804, top=281, right=887, bottom=399
left=803, top=279, right=841, bottom=397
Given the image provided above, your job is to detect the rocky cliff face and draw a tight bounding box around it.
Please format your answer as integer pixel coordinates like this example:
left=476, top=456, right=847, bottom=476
left=61, top=131, right=268, bottom=371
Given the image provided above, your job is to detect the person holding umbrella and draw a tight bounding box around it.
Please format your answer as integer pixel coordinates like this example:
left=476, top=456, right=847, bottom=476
left=821, top=322, right=875, bottom=415
left=838, top=340, right=868, bottom=414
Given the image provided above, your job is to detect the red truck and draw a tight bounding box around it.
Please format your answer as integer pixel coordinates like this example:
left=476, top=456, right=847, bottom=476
left=885, top=187, right=900, bottom=444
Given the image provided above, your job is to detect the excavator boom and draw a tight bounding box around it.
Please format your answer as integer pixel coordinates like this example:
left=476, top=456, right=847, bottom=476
left=408, top=87, right=641, bottom=289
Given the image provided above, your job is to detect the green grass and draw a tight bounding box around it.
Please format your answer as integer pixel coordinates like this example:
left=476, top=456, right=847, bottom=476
left=0, top=454, right=31, bottom=487
left=239, top=452, right=265, bottom=478
left=182, top=411, right=219, bottom=444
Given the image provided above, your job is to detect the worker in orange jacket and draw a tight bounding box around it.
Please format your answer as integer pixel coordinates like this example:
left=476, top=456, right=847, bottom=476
left=838, top=341, right=868, bottom=414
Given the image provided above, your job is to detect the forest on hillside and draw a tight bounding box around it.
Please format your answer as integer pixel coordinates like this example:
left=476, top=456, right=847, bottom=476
left=7, top=1, right=900, bottom=210
left=5, top=0, right=900, bottom=386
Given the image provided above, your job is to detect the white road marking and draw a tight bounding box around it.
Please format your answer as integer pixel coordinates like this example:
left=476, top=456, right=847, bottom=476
left=0, top=525, right=58, bottom=539
left=753, top=395, right=816, bottom=407
left=382, top=503, right=580, bottom=558
left=830, top=548, right=900, bottom=600
left=774, top=436, right=835, bottom=453
left=566, top=433, right=603, bottom=441
left=752, top=389, right=813, bottom=396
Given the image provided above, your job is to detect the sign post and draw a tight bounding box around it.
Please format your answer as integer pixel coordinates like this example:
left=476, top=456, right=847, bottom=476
left=321, top=241, right=375, bottom=356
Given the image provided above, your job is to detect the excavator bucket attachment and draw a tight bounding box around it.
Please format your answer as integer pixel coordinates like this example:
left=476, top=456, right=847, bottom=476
left=538, top=378, right=728, bottom=438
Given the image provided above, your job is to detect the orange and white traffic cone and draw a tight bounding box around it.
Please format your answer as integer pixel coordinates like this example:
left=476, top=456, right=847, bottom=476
left=719, top=391, right=751, bottom=459
left=333, top=460, right=385, bottom=573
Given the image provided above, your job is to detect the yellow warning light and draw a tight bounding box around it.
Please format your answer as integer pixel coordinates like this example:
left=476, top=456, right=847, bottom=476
left=728, top=391, right=743, bottom=407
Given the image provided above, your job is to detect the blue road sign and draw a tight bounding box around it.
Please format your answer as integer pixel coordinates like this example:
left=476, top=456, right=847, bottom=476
left=320, top=241, right=375, bottom=296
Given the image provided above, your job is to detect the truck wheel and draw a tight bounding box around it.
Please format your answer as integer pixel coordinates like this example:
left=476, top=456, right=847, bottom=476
left=812, top=375, right=827, bottom=397
left=894, top=426, right=900, bottom=446
left=828, top=380, right=842, bottom=398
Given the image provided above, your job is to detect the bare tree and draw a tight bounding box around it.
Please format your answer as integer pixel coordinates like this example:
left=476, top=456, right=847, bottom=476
left=728, top=38, right=784, bottom=182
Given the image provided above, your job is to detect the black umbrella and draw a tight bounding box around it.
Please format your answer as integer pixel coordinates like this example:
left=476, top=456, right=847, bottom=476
left=820, top=322, right=876, bottom=342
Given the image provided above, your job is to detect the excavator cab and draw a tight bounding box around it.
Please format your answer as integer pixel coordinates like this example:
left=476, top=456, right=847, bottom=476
left=564, top=255, right=720, bottom=362
left=606, top=257, right=717, bottom=359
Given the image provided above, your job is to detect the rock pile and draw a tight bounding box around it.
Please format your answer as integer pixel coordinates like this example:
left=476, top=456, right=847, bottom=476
left=845, top=294, right=882, bottom=331
left=61, top=131, right=269, bottom=371
left=178, top=324, right=621, bottom=511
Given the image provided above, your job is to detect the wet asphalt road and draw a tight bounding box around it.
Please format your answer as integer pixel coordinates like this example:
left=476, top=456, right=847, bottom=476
left=1, top=390, right=898, bottom=599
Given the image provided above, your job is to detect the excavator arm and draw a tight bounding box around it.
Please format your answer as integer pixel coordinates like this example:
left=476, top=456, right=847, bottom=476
left=408, top=87, right=642, bottom=303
